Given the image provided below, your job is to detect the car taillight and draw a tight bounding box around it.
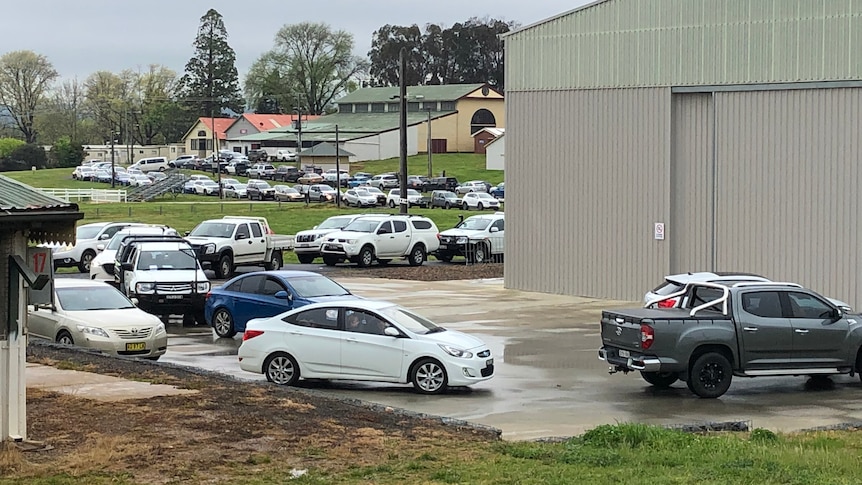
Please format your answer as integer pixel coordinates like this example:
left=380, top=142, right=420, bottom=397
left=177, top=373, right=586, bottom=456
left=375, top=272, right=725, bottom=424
left=657, top=298, right=677, bottom=308
left=243, top=330, right=264, bottom=341
left=640, top=324, right=654, bottom=349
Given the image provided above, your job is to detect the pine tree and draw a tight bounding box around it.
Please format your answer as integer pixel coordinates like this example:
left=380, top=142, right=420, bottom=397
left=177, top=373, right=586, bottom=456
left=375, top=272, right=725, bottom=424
left=179, top=9, right=243, bottom=116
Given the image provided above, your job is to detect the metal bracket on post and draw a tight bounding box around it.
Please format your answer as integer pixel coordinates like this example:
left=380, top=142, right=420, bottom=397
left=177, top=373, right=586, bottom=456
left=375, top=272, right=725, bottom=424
left=7, top=255, right=48, bottom=339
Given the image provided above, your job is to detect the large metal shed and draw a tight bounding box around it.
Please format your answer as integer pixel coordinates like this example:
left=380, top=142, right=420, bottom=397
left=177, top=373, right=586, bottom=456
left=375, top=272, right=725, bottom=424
left=0, top=175, right=82, bottom=441
left=503, top=0, right=862, bottom=305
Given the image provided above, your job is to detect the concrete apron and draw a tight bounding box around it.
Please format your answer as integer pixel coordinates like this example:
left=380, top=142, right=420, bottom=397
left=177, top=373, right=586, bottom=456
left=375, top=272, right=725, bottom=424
left=26, top=363, right=197, bottom=401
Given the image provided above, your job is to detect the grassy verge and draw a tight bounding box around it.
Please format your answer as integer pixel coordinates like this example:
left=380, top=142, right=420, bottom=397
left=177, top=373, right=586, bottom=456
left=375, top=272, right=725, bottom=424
left=3, top=424, right=862, bottom=484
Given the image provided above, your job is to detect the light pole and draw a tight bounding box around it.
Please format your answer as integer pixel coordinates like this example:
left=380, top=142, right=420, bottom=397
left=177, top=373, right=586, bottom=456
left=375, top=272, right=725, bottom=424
left=293, top=107, right=303, bottom=169
left=110, top=128, right=117, bottom=188
left=398, top=48, right=408, bottom=214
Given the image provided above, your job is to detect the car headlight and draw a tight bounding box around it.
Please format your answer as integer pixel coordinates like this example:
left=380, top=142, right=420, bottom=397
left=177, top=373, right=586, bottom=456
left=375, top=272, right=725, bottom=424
left=203, top=243, right=216, bottom=255
left=455, top=237, right=468, bottom=244
left=154, top=323, right=166, bottom=335
left=344, top=239, right=357, bottom=244
left=439, top=344, right=473, bottom=359
left=76, top=325, right=109, bottom=338
left=196, top=282, right=210, bottom=293
left=136, top=282, right=155, bottom=293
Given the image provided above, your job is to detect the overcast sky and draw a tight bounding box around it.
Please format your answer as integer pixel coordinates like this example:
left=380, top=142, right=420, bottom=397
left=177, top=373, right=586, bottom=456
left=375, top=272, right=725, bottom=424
left=6, top=0, right=592, bottom=82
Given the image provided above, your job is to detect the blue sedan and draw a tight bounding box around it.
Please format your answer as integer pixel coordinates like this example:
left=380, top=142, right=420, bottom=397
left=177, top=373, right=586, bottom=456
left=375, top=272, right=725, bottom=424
left=205, top=270, right=360, bottom=338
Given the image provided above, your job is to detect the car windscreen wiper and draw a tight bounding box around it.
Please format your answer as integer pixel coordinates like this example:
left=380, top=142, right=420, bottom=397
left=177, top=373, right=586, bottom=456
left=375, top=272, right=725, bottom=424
left=426, top=327, right=446, bottom=334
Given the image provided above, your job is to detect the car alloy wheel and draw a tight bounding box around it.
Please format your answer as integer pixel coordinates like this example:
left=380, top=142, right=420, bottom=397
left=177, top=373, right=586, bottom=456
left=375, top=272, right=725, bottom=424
left=78, top=250, right=96, bottom=273
left=411, top=358, right=447, bottom=394
left=213, top=309, right=236, bottom=338
left=265, top=353, right=299, bottom=386
left=56, top=331, right=74, bottom=346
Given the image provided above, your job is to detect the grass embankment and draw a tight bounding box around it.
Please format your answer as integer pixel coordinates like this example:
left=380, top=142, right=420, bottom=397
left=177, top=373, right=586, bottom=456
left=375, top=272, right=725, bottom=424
left=3, top=424, right=862, bottom=483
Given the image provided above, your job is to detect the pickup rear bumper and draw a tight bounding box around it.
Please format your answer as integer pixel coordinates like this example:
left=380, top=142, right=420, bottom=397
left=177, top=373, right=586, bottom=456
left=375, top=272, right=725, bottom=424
left=598, top=347, right=663, bottom=373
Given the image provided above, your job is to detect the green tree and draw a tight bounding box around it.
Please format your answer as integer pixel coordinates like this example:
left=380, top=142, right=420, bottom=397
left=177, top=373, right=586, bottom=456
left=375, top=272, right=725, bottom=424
left=179, top=9, right=243, bottom=117
left=49, top=136, right=84, bottom=168
left=0, top=137, right=25, bottom=157
left=34, top=77, right=85, bottom=144
left=246, top=22, right=369, bottom=115
left=7, top=143, right=47, bottom=169
left=367, top=18, right=516, bottom=89
left=0, top=50, right=59, bottom=143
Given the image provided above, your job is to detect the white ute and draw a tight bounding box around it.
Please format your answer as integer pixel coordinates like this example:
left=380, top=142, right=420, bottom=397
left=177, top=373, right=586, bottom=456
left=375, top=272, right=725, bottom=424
left=185, top=216, right=295, bottom=279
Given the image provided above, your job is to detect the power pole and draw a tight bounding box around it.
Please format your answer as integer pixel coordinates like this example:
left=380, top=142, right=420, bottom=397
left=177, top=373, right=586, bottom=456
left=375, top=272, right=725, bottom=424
left=398, top=48, right=408, bottom=215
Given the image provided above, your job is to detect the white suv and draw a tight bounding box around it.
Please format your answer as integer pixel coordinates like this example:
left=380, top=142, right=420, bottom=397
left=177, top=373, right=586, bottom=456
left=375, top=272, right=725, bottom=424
left=386, top=189, right=429, bottom=208
left=49, top=221, right=145, bottom=273
left=90, top=225, right=178, bottom=280
left=436, top=212, right=504, bottom=264
left=369, top=174, right=399, bottom=190
left=293, top=214, right=369, bottom=264
left=319, top=215, right=440, bottom=267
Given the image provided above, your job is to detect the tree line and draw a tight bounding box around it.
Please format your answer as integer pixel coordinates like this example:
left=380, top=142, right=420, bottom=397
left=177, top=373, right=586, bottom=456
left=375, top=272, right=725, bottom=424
left=0, top=9, right=515, bottom=163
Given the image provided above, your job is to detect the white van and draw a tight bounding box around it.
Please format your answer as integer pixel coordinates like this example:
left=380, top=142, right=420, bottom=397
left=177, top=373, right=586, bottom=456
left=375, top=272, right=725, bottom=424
left=130, top=157, right=170, bottom=173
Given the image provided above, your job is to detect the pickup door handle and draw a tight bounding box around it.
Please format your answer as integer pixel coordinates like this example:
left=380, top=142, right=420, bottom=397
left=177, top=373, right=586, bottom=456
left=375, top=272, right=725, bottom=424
left=795, top=329, right=809, bottom=334
left=248, top=240, right=253, bottom=244
left=743, top=327, right=758, bottom=332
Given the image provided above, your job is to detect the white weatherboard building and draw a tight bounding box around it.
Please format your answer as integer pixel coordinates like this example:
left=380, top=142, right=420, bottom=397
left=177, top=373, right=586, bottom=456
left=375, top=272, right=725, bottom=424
left=503, top=0, right=862, bottom=305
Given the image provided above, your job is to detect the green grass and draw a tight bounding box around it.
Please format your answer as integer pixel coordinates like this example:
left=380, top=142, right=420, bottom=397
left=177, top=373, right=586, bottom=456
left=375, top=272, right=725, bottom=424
left=7, top=424, right=862, bottom=484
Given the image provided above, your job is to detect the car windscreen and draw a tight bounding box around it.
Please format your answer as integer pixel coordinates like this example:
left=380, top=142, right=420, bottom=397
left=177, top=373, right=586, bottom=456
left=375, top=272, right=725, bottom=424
left=76, top=226, right=103, bottom=240
left=457, top=218, right=491, bottom=231
left=318, top=217, right=353, bottom=230
left=342, top=220, right=379, bottom=233
left=137, top=249, right=199, bottom=270
left=57, top=286, right=135, bottom=311
left=289, top=276, right=351, bottom=298
left=380, top=306, right=442, bottom=335
left=407, top=189, right=420, bottom=196
left=189, top=222, right=235, bottom=238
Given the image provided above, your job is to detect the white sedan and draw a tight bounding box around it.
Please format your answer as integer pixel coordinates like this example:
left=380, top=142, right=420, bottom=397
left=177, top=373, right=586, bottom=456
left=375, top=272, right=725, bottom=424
left=28, top=279, right=168, bottom=360
left=461, top=192, right=500, bottom=210
left=238, top=300, right=494, bottom=394
left=129, top=174, right=152, bottom=187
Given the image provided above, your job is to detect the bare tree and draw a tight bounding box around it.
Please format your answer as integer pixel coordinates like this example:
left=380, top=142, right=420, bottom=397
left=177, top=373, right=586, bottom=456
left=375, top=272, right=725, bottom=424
left=0, top=50, right=59, bottom=142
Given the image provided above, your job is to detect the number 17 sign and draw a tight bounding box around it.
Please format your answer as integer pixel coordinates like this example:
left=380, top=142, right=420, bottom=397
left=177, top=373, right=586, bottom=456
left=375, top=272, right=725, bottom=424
left=27, top=247, right=54, bottom=305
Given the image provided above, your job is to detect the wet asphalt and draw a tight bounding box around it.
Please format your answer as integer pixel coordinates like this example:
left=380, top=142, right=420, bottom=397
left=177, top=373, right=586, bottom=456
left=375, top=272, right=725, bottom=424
left=148, top=275, right=862, bottom=441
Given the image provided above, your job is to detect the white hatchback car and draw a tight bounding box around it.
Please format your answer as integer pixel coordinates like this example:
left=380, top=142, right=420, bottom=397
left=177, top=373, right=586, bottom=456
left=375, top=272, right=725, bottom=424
left=238, top=300, right=494, bottom=394
left=28, top=279, right=168, bottom=360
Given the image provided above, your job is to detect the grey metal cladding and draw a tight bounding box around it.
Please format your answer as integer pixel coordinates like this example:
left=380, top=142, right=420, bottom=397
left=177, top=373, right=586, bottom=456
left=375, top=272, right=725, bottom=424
left=504, top=88, right=671, bottom=300
left=505, top=0, right=862, bottom=91
left=713, top=88, right=862, bottom=307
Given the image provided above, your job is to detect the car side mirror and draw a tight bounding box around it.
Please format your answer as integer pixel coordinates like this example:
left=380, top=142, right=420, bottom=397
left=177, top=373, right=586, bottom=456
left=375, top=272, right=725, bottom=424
left=236, top=233, right=248, bottom=240
left=274, top=290, right=291, bottom=301
left=121, top=262, right=134, bottom=271
left=184, top=231, right=191, bottom=236
left=99, top=233, right=110, bottom=240
left=831, top=308, right=843, bottom=321
left=490, top=227, right=499, bottom=233
left=131, top=297, right=139, bottom=306
left=384, top=327, right=400, bottom=337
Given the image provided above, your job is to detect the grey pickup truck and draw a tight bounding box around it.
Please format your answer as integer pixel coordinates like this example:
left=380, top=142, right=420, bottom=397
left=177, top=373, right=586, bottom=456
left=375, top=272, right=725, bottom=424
left=599, top=281, right=862, bottom=398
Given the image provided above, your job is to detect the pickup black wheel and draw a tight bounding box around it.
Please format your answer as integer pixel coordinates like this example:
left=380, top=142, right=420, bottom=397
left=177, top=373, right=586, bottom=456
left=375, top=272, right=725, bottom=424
left=444, top=202, right=450, bottom=209
left=357, top=246, right=374, bottom=267
left=408, top=245, right=425, bottom=266
left=322, top=255, right=339, bottom=266
left=265, top=251, right=282, bottom=271
left=264, top=352, right=300, bottom=386
left=411, top=358, right=447, bottom=394
left=215, top=254, right=234, bottom=279
left=213, top=308, right=236, bottom=338
left=478, top=202, right=484, bottom=210
left=297, top=254, right=315, bottom=264
left=687, top=352, right=732, bottom=398
left=468, top=243, right=488, bottom=264
left=640, top=371, right=680, bottom=388
left=462, top=203, right=469, bottom=211
left=78, top=250, right=96, bottom=273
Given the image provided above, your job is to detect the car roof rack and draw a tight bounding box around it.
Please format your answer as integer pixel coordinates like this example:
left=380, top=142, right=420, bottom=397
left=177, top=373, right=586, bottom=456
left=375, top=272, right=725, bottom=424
left=731, top=282, right=803, bottom=288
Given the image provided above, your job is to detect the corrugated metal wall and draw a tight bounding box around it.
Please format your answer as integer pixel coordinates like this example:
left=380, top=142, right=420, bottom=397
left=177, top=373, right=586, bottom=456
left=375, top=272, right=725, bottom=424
left=504, top=88, right=671, bottom=299
left=714, top=88, right=862, bottom=306
left=670, top=93, right=714, bottom=273
left=506, top=0, right=862, bottom=91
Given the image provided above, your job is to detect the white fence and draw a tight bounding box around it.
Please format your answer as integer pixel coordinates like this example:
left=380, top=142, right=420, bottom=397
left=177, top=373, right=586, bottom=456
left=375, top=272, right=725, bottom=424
left=38, top=188, right=127, bottom=203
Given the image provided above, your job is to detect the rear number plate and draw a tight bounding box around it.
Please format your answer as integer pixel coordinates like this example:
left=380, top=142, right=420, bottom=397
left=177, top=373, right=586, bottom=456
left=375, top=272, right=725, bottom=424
left=618, top=349, right=630, bottom=358
left=126, top=342, right=146, bottom=351
left=486, top=358, right=494, bottom=366
left=165, top=295, right=183, bottom=300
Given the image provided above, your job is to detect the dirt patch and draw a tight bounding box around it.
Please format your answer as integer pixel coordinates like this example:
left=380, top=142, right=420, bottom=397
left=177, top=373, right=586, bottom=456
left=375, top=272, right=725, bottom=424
left=15, top=344, right=499, bottom=483
left=328, top=262, right=504, bottom=281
